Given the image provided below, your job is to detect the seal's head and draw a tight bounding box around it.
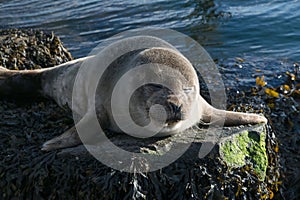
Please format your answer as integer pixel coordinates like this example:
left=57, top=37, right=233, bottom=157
left=129, top=47, right=200, bottom=135
left=129, top=83, right=198, bottom=134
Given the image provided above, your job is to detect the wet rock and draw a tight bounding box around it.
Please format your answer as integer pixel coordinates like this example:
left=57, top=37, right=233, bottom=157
left=219, top=125, right=267, bottom=180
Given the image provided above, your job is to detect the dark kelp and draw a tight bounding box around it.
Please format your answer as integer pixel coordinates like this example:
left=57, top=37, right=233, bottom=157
left=0, top=29, right=73, bottom=70
left=225, top=58, right=300, bottom=199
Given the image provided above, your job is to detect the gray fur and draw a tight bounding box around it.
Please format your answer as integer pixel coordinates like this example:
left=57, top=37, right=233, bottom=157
left=0, top=37, right=267, bottom=151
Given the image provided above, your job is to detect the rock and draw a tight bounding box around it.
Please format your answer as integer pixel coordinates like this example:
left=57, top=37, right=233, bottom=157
left=219, top=124, right=267, bottom=180
left=59, top=124, right=268, bottom=181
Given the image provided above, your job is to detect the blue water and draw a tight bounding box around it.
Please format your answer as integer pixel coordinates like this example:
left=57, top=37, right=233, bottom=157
left=217, top=0, right=300, bottom=60
left=0, top=0, right=299, bottom=86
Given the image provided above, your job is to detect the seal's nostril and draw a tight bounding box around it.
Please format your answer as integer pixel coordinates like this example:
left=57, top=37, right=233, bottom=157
left=170, top=102, right=181, bottom=114
left=167, top=103, right=183, bottom=124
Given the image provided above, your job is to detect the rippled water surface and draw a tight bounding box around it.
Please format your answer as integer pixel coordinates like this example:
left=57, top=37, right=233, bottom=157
left=1, top=0, right=299, bottom=84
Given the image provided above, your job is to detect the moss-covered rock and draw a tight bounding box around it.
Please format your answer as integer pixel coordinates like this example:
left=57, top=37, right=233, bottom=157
left=219, top=125, right=267, bottom=180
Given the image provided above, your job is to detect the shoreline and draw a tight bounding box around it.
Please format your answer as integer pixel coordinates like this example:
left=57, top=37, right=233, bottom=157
left=0, top=28, right=298, bottom=199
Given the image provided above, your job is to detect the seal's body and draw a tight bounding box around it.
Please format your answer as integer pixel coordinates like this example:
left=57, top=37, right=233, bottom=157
left=0, top=37, right=267, bottom=151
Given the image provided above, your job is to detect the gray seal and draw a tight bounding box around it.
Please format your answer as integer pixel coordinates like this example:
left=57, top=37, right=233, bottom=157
left=0, top=36, right=267, bottom=151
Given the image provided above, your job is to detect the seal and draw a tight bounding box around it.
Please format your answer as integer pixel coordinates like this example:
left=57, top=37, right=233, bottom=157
left=0, top=36, right=267, bottom=151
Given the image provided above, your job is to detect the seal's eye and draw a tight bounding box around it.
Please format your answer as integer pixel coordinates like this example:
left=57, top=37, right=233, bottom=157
left=147, top=83, right=164, bottom=91
left=183, top=87, right=194, bottom=93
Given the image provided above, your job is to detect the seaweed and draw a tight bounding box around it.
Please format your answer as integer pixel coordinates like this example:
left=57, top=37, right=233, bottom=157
left=0, top=29, right=73, bottom=70
left=225, top=58, right=300, bottom=199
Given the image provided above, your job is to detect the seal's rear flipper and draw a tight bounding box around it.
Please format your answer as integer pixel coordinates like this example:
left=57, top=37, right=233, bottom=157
left=41, top=126, right=81, bottom=151
left=0, top=68, right=43, bottom=97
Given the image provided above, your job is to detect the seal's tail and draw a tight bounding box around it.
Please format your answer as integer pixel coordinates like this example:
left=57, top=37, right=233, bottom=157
left=0, top=66, right=43, bottom=97
left=201, top=100, right=268, bottom=126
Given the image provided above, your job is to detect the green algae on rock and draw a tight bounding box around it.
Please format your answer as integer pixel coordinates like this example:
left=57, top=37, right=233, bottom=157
left=219, top=125, right=268, bottom=180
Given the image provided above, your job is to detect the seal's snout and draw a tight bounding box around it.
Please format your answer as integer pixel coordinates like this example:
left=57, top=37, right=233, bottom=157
left=166, top=102, right=184, bottom=124
left=170, top=102, right=182, bottom=114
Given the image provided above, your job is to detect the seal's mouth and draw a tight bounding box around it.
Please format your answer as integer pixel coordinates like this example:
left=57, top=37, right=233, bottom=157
left=164, top=119, right=183, bottom=129
left=166, top=120, right=181, bottom=126
left=153, top=120, right=183, bottom=136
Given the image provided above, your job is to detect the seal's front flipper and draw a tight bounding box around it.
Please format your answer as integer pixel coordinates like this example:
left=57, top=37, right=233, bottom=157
left=41, top=111, right=104, bottom=151
left=41, top=126, right=81, bottom=151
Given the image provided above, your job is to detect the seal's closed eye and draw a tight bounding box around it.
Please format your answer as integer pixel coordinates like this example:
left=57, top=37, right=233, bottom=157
left=147, top=83, right=164, bottom=90
left=183, top=87, right=194, bottom=94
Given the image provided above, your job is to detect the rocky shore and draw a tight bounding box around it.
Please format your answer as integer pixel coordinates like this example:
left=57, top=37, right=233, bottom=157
left=0, top=29, right=285, bottom=199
